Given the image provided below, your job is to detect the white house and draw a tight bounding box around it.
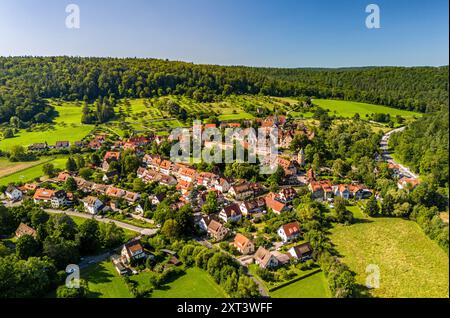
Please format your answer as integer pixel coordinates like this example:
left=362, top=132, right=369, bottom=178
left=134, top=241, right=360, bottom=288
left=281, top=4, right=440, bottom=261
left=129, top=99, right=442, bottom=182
left=214, top=178, right=231, bottom=193
left=288, top=242, right=313, bottom=261
left=254, top=247, right=279, bottom=269
left=233, top=234, right=255, bottom=255
left=121, top=239, right=146, bottom=264
left=5, top=186, right=22, bottom=201
left=82, top=196, right=104, bottom=214
left=277, top=221, right=301, bottom=242
left=207, top=219, right=229, bottom=241
left=33, top=189, right=70, bottom=208
left=219, top=203, right=242, bottom=223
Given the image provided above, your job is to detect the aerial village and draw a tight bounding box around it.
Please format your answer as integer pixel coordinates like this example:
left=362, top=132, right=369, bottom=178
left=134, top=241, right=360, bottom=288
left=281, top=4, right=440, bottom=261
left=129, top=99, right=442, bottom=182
left=2, top=115, right=421, bottom=279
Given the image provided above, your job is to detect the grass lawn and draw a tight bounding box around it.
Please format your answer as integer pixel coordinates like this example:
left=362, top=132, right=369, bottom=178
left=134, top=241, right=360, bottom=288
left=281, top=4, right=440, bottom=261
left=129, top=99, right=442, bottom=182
left=150, top=267, right=227, bottom=298
left=83, top=261, right=133, bottom=298
left=313, top=99, right=421, bottom=124
left=0, top=102, right=94, bottom=151
left=83, top=263, right=226, bottom=298
left=0, top=156, right=68, bottom=186
left=270, top=271, right=331, bottom=298
left=218, top=113, right=255, bottom=121
left=330, top=206, right=449, bottom=298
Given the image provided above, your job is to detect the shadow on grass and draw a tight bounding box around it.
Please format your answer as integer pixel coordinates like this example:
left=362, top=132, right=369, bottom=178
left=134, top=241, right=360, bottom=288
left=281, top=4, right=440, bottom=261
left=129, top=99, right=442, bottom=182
left=154, top=270, right=187, bottom=291
left=353, top=283, right=376, bottom=298
left=352, top=218, right=374, bottom=224
left=83, top=263, right=114, bottom=284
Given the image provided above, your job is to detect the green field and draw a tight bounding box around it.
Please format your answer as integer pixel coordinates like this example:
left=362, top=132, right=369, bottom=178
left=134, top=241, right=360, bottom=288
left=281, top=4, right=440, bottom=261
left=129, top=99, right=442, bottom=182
left=84, top=261, right=134, bottom=298
left=0, top=157, right=50, bottom=178
left=313, top=99, right=421, bottom=123
left=0, top=156, right=68, bottom=186
left=270, top=271, right=331, bottom=298
left=0, top=96, right=422, bottom=152
left=83, top=262, right=227, bottom=298
left=143, top=267, right=227, bottom=298
left=0, top=102, right=94, bottom=151
left=217, top=113, right=255, bottom=121
left=330, top=206, right=449, bottom=298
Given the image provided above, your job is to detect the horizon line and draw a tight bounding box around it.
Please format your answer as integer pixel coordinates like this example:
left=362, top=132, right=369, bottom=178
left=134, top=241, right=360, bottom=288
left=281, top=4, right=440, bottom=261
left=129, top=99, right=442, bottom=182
left=1, top=55, right=448, bottom=70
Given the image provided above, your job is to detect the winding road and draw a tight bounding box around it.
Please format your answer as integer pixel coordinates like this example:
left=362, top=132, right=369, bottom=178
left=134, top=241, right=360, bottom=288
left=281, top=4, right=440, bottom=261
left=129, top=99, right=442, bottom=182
left=380, top=126, right=418, bottom=179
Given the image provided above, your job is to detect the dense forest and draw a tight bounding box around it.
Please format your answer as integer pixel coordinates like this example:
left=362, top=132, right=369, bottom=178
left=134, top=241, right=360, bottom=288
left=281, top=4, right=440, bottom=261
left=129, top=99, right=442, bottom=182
left=0, top=57, right=448, bottom=125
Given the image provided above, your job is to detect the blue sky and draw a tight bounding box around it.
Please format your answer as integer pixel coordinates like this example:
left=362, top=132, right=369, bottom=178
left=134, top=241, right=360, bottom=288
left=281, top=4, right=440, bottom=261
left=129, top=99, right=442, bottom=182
left=0, top=0, right=448, bottom=67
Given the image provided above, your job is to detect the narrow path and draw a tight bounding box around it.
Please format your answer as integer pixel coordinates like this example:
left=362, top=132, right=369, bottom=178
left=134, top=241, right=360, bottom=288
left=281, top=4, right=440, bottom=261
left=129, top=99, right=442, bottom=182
left=380, top=126, right=418, bottom=179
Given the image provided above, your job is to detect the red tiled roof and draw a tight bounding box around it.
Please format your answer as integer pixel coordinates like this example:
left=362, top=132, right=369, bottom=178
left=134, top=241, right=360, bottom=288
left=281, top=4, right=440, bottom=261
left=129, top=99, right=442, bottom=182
left=33, top=188, right=55, bottom=200
left=281, top=222, right=301, bottom=237
left=104, top=151, right=120, bottom=162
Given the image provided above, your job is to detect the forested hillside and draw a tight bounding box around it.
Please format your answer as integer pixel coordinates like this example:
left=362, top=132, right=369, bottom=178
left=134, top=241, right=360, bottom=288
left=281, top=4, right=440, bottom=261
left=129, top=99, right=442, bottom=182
left=390, top=109, right=449, bottom=187
left=0, top=57, right=448, bottom=125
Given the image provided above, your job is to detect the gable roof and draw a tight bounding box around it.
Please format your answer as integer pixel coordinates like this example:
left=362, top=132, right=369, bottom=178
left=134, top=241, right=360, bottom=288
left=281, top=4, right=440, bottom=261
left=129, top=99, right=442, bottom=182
left=179, top=167, right=197, bottom=177
left=221, top=203, right=242, bottom=217
left=15, top=223, right=37, bottom=238
left=6, top=185, right=19, bottom=194
left=106, top=187, right=125, bottom=197
left=55, top=141, right=70, bottom=147
left=290, top=242, right=313, bottom=258
left=278, top=187, right=297, bottom=199
left=234, top=233, right=253, bottom=250
left=207, top=219, right=225, bottom=234
left=123, top=239, right=144, bottom=257
left=104, top=151, right=121, bottom=162
left=254, top=246, right=276, bottom=268
left=82, top=196, right=100, bottom=206
left=241, top=197, right=266, bottom=211
left=265, top=193, right=287, bottom=213
left=280, top=221, right=301, bottom=237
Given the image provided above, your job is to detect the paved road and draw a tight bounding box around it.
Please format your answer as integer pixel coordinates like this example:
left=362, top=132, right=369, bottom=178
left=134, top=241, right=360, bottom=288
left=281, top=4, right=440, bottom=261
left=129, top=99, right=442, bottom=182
left=380, top=127, right=418, bottom=179
left=44, top=209, right=159, bottom=236
left=78, top=251, right=112, bottom=269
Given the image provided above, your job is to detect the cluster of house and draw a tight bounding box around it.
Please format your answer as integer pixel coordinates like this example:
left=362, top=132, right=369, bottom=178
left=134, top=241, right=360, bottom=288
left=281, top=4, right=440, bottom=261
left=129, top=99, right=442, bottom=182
left=195, top=188, right=298, bottom=241
left=54, top=171, right=141, bottom=213
left=5, top=168, right=141, bottom=213
left=28, top=141, right=75, bottom=151
left=227, top=221, right=313, bottom=269
left=306, top=169, right=373, bottom=202
left=138, top=151, right=301, bottom=220
left=27, top=133, right=153, bottom=154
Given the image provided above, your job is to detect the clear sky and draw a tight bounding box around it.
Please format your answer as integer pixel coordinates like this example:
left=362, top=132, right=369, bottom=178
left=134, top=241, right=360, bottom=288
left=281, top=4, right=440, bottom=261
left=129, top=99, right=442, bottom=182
left=0, top=0, right=448, bottom=67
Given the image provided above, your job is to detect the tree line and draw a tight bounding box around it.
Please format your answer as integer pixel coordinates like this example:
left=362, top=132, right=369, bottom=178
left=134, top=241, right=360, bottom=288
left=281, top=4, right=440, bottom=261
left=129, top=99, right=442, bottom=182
left=0, top=57, right=448, bottom=125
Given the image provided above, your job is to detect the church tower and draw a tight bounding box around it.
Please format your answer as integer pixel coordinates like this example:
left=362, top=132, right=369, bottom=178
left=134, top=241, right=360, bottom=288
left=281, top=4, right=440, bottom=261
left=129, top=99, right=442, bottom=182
left=297, top=148, right=305, bottom=166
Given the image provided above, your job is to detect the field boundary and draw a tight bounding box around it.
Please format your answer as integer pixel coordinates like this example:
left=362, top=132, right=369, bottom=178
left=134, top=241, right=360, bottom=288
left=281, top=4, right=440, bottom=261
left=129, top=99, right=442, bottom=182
left=268, top=268, right=322, bottom=292
left=0, top=157, right=55, bottom=179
